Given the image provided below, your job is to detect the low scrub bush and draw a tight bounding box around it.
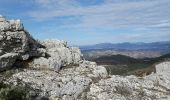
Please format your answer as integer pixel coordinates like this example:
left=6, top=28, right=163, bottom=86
left=0, top=82, right=32, bottom=100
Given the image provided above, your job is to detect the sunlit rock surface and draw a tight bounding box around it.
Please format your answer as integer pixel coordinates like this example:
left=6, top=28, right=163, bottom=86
left=87, top=62, right=170, bottom=100
left=7, top=61, right=108, bottom=99
left=1, top=16, right=170, bottom=100
left=30, top=39, right=83, bottom=71
left=0, top=16, right=82, bottom=71
left=7, top=61, right=170, bottom=100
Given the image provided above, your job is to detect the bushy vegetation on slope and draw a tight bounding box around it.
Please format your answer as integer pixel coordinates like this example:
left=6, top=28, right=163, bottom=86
left=0, top=82, right=32, bottom=100
left=92, top=53, right=170, bottom=76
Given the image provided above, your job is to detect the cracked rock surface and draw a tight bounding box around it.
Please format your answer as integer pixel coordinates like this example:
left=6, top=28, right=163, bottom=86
left=87, top=62, right=170, bottom=100
left=1, top=16, right=170, bottom=100
left=0, top=16, right=45, bottom=71
left=30, top=39, right=83, bottom=72
left=7, top=61, right=108, bottom=99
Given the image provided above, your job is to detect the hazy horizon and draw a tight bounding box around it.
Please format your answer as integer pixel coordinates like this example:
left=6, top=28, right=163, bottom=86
left=0, top=0, right=170, bottom=45
left=78, top=40, right=170, bottom=46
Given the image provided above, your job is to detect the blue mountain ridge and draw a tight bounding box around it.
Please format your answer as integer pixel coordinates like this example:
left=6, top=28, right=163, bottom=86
left=80, top=41, right=170, bottom=50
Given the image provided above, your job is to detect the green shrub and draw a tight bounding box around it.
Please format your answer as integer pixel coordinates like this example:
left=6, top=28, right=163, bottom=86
left=0, top=82, right=32, bottom=100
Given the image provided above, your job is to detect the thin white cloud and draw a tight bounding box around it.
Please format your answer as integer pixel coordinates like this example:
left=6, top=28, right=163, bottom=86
left=22, top=0, right=170, bottom=45
left=106, top=32, right=170, bottom=43
left=27, top=0, right=170, bottom=30
left=149, top=21, right=170, bottom=29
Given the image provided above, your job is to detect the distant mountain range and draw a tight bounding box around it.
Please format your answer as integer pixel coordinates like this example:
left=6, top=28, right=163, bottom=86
left=91, top=53, right=170, bottom=75
left=80, top=41, right=170, bottom=51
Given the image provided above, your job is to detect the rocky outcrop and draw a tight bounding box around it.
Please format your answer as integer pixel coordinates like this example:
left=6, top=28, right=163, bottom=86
left=30, top=40, right=83, bottom=71
left=0, top=16, right=45, bottom=71
left=0, top=16, right=96, bottom=99
left=0, top=15, right=23, bottom=31
left=86, top=62, right=170, bottom=100
left=0, top=16, right=82, bottom=71
left=7, top=61, right=108, bottom=99
left=6, top=61, right=170, bottom=100
left=1, top=16, right=170, bottom=100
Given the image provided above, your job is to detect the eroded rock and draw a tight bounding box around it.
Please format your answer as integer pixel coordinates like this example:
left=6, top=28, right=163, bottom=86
left=7, top=61, right=108, bottom=99
left=30, top=39, right=83, bottom=71
left=7, top=61, right=170, bottom=100
left=86, top=62, right=170, bottom=100
left=1, top=15, right=170, bottom=100
left=0, top=16, right=45, bottom=71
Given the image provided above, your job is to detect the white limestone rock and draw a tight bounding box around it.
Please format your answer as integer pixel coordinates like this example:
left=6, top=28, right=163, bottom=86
left=0, top=16, right=23, bottom=31
left=86, top=62, right=170, bottom=100
left=30, top=39, right=83, bottom=71
left=41, top=39, right=67, bottom=48
left=70, top=47, right=82, bottom=64
left=155, top=61, right=170, bottom=73
left=9, top=19, right=24, bottom=31
left=93, top=65, right=108, bottom=78
left=2, top=15, right=170, bottom=100
left=0, top=16, right=45, bottom=71
left=7, top=60, right=108, bottom=99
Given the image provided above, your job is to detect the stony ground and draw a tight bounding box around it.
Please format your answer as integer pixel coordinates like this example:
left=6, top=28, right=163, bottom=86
left=1, top=16, right=170, bottom=100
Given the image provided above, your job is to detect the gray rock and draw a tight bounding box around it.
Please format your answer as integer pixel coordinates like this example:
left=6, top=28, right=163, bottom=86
left=7, top=60, right=108, bottom=99
left=86, top=62, right=170, bottom=100
left=155, top=61, right=170, bottom=73
left=0, top=16, right=82, bottom=72
left=41, top=39, right=67, bottom=48
left=0, top=53, right=18, bottom=70
left=2, top=15, right=170, bottom=100
left=0, top=16, right=23, bottom=31
left=30, top=39, right=83, bottom=71
left=0, top=16, right=45, bottom=71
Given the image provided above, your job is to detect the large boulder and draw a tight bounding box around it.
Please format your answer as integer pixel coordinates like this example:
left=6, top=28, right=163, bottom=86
left=30, top=39, right=83, bottom=71
left=0, top=16, right=45, bottom=71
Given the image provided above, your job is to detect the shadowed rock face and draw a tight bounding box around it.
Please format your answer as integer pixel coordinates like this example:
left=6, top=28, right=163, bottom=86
left=0, top=16, right=45, bottom=71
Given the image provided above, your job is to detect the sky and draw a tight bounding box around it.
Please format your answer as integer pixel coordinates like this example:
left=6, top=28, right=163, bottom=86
left=0, top=0, right=170, bottom=45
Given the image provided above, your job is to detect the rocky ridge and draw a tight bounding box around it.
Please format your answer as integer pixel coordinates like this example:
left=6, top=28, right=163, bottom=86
left=0, top=16, right=83, bottom=72
left=0, top=15, right=45, bottom=71
left=0, top=16, right=170, bottom=100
